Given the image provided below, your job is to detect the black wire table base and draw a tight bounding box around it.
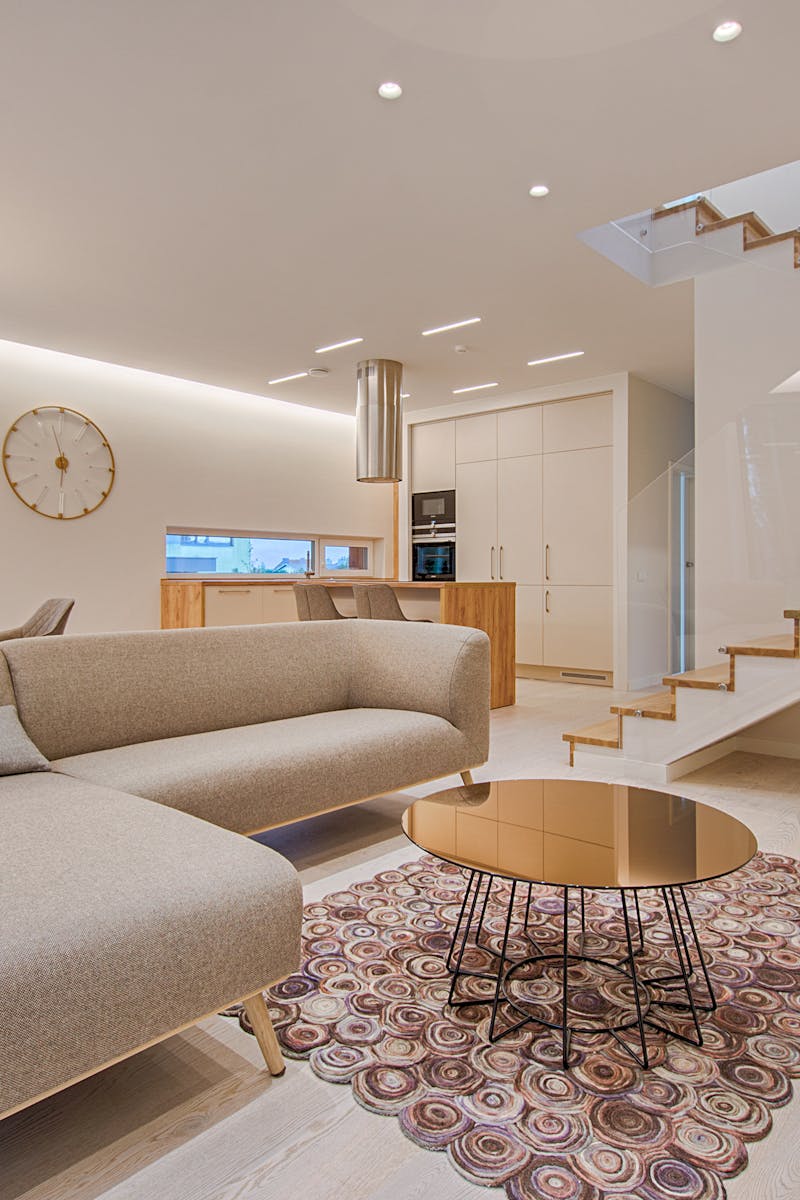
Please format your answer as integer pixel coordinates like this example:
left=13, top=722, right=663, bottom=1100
left=445, top=869, right=717, bottom=1070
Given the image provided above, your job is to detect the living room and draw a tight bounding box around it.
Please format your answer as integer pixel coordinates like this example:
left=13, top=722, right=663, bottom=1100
left=2, top=4, right=800, bottom=1199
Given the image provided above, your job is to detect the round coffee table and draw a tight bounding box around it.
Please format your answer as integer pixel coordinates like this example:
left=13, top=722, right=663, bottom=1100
left=401, top=778, right=757, bottom=1069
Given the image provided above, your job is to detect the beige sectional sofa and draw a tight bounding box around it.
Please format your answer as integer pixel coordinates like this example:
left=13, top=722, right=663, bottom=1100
left=0, top=619, right=490, bottom=1118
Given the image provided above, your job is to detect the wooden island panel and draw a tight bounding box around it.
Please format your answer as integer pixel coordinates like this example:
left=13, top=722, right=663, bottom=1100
left=161, top=578, right=515, bottom=707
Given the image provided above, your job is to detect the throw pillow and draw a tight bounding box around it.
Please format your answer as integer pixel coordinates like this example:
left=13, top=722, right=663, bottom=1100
left=0, top=705, right=50, bottom=775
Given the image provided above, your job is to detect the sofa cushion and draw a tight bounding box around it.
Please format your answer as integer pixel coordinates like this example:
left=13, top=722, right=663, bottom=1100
left=0, top=705, right=49, bottom=775
left=1, top=623, right=354, bottom=760
left=53, top=707, right=475, bottom=834
left=0, top=771, right=302, bottom=1117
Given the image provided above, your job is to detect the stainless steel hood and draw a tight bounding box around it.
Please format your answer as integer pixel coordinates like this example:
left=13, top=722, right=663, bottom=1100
left=356, top=358, right=403, bottom=483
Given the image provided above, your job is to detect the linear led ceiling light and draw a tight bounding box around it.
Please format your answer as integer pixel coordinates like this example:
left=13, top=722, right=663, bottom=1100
left=452, top=381, right=498, bottom=394
left=712, top=20, right=742, bottom=42
left=422, top=317, right=481, bottom=337
left=527, top=350, right=585, bottom=367
left=315, top=337, right=364, bottom=354
left=268, top=371, right=308, bottom=384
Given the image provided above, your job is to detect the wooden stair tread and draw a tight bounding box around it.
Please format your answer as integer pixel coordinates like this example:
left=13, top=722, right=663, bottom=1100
left=611, top=691, right=675, bottom=719
left=698, top=211, right=774, bottom=239
left=784, top=609, right=800, bottom=619
left=723, top=634, right=798, bottom=657
left=744, top=229, right=800, bottom=249
left=562, top=718, right=621, bottom=748
left=653, top=197, right=724, bottom=222
left=663, top=663, right=731, bottom=689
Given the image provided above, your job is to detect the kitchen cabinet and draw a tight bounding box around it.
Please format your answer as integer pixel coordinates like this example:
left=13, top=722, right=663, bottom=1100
left=455, top=412, right=498, bottom=463
left=261, top=586, right=301, bottom=623
left=543, top=393, right=612, bottom=453
left=413, top=390, right=615, bottom=679
left=542, top=447, right=612, bottom=585
left=204, top=585, right=262, bottom=626
left=542, top=585, right=613, bottom=672
left=455, top=459, right=497, bottom=581
left=497, top=404, right=542, bottom=458
left=412, top=420, right=455, bottom=492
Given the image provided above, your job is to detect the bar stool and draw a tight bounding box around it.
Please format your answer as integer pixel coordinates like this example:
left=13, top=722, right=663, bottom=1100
left=352, top=583, right=432, bottom=622
left=293, top=583, right=350, bottom=620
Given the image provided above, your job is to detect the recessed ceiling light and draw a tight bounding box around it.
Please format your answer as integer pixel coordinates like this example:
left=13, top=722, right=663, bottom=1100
left=527, top=350, right=585, bottom=367
left=314, top=337, right=364, bottom=354
left=452, top=382, right=498, bottom=395
left=268, top=371, right=308, bottom=384
left=378, top=81, right=402, bottom=100
left=712, top=20, right=742, bottom=42
left=422, top=317, right=481, bottom=337
left=528, top=184, right=550, bottom=198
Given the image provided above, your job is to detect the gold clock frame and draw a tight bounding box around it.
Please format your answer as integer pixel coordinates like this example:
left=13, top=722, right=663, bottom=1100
left=2, top=405, right=116, bottom=520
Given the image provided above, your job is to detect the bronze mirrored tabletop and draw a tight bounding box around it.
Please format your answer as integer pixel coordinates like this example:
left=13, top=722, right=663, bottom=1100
left=402, top=779, right=757, bottom=890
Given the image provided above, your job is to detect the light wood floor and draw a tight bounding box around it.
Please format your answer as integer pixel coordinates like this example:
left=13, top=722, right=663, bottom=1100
left=3, top=679, right=800, bottom=1200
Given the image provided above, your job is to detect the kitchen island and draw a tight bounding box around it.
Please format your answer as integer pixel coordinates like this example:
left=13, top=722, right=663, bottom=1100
left=161, top=578, right=515, bottom=707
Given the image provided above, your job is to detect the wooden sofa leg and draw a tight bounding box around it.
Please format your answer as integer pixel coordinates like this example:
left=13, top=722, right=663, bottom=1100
left=461, top=770, right=474, bottom=786
left=242, top=991, right=286, bottom=1077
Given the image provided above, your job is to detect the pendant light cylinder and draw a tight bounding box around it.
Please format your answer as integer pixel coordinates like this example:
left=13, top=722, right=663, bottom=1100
left=356, top=359, right=403, bottom=482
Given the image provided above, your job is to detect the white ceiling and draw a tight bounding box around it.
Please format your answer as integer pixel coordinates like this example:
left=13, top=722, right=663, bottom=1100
left=0, top=1, right=798, bottom=414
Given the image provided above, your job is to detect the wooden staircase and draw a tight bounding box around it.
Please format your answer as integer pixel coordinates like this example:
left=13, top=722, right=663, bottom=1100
left=563, top=609, right=800, bottom=769
left=652, top=197, right=800, bottom=270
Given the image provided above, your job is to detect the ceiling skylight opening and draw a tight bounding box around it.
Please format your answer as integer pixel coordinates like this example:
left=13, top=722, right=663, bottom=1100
left=452, top=382, right=498, bottom=395
left=422, top=317, right=481, bottom=337
left=528, top=184, right=550, bottom=198
left=377, top=82, right=403, bottom=100
left=314, top=337, right=364, bottom=354
left=527, top=350, right=585, bottom=367
left=712, top=20, right=742, bottom=42
left=268, top=372, right=308, bottom=384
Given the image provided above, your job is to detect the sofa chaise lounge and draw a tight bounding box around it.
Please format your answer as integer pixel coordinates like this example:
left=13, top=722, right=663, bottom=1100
left=0, top=619, right=490, bottom=1118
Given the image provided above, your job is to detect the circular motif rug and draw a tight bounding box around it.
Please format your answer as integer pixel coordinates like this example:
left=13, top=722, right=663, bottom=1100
left=231, top=851, right=800, bottom=1199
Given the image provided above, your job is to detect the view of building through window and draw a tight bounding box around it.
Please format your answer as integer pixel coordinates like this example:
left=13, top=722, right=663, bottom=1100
left=166, top=534, right=314, bottom=575
left=165, top=532, right=373, bottom=575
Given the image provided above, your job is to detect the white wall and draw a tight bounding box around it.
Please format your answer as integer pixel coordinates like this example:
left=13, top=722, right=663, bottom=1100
left=0, top=340, right=393, bottom=633
left=694, top=261, right=800, bottom=663
left=626, top=377, right=694, bottom=687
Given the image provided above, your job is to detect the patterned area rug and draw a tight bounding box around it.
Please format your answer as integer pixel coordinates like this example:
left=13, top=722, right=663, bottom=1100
left=233, top=852, right=800, bottom=1199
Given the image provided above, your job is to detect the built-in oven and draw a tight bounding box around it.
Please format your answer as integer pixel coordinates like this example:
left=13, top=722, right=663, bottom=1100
left=412, top=537, right=456, bottom=582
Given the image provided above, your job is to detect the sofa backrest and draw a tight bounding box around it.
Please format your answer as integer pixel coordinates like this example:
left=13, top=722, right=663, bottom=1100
left=0, top=623, right=354, bottom=760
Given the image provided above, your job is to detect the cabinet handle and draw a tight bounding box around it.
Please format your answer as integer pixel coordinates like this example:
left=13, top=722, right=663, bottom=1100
left=218, top=589, right=252, bottom=594
left=545, top=589, right=550, bottom=614
left=545, top=544, right=550, bottom=581
left=499, top=546, right=504, bottom=579
left=490, top=546, right=496, bottom=580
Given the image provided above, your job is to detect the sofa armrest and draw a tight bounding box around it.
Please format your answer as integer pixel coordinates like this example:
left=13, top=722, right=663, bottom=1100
left=347, top=621, right=490, bottom=764
left=0, top=627, right=22, bottom=643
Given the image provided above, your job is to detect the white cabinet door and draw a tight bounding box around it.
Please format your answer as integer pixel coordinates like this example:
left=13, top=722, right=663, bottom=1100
left=261, top=586, right=300, bottom=623
left=455, top=412, right=497, bottom=463
left=204, top=586, right=262, bottom=626
left=412, top=420, right=455, bottom=492
left=456, top=459, right=498, bottom=581
left=497, top=455, right=542, bottom=584
left=516, top=585, right=543, bottom=665
left=543, top=586, right=613, bottom=670
left=498, top=404, right=542, bottom=458
left=543, top=446, right=612, bottom=585
left=542, top=393, right=612, bottom=452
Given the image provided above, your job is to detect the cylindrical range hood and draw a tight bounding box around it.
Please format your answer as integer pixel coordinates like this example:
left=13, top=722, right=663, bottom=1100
left=356, top=358, right=403, bottom=482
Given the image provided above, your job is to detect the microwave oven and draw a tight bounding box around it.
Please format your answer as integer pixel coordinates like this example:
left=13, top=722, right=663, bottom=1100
left=412, top=489, right=455, bottom=535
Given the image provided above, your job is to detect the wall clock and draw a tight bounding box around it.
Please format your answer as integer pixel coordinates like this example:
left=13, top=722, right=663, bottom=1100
left=2, top=405, right=115, bottom=519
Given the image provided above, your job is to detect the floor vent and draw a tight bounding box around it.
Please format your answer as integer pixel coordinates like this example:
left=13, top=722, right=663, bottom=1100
left=560, top=671, right=608, bottom=682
